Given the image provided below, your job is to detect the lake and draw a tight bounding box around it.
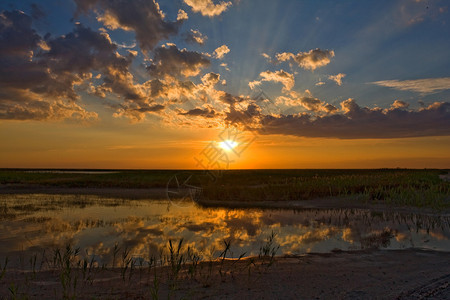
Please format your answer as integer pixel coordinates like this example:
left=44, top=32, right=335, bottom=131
left=1, top=194, right=449, bottom=267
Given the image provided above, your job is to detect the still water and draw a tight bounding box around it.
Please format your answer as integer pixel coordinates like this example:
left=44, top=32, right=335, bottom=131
left=1, top=194, right=449, bottom=264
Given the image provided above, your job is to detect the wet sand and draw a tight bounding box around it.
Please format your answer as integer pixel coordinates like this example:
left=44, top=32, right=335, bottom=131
left=0, top=249, right=449, bottom=299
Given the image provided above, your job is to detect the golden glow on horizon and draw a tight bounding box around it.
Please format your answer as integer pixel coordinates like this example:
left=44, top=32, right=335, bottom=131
left=0, top=123, right=449, bottom=169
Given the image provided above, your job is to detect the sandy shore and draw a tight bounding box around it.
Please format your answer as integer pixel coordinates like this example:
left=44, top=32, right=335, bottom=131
left=0, top=249, right=449, bottom=299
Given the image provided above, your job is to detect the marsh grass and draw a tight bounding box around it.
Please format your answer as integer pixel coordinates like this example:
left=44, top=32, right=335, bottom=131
left=199, top=169, right=450, bottom=209
left=1, top=169, right=449, bottom=209
left=0, top=237, right=281, bottom=299
left=0, top=169, right=174, bottom=188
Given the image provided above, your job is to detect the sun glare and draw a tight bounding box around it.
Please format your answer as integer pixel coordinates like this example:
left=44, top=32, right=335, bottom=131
left=219, top=140, right=238, bottom=151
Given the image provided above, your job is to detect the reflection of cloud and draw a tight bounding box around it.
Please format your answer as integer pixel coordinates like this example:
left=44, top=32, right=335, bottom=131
left=395, top=232, right=410, bottom=242
left=298, top=227, right=339, bottom=244
left=371, top=77, right=450, bottom=94
left=183, top=0, right=232, bottom=17
left=342, top=228, right=358, bottom=243
left=3, top=196, right=450, bottom=264
left=427, top=230, right=449, bottom=241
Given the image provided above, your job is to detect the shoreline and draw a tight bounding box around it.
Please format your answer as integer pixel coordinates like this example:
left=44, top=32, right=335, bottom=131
left=0, top=248, right=449, bottom=299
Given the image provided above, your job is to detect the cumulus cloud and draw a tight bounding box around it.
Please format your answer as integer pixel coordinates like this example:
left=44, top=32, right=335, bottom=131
left=249, top=70, right=294, bottom=92
left=183, top=0, right=232, bottom=17
left=213, top=44, right=230, bottom=59
left=0, top=88, right=97, bottom=121
left=275, top=48, right=335, bottom=71
left=184, top=29, right=207, bottom=45
left=74, top=0, right=182, bottom=52
left=0, top=10, right=100, bottom=121
left=299, top=97, right=327, bottom=112
left=142, top=77, right=198, bottom=101
left=391, top=100, right=409, bottom=109
left=201, top=72, right=221, bottom=86
left=276, top=92, right=338, bottom=113
left=371, top=77, right=450, bottom=94
left=147, top=44, right=210, bottom=78
left=0, top=9, right=156, bottom=121
left=177, top=9, right=189, bottom=21
left=259, top=99, right=450, bottom=139
left=329, top=73, right=346, bottom=86
left=178, top=106, right=217, bottom=118
left=217, top=92, right=245, bottom=105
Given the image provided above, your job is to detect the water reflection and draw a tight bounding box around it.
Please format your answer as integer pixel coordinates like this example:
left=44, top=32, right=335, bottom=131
left=0, top=194, right=449, bottom=266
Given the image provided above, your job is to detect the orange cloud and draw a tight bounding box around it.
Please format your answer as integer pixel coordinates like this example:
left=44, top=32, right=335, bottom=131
left=250, top=70, right=295, bottom=92
left=213, top=45, right=230, bottom=59
left=275, top=48, right=335, bottom=70
left=183, top=0, right=232, bottom=17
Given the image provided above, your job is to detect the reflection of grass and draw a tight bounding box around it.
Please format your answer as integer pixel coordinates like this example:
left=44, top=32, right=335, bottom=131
left=199, top=169, right=450, bottom=209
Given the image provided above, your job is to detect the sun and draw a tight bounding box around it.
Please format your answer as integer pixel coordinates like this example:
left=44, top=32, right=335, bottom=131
left=219, top=140, right=238, bottom=151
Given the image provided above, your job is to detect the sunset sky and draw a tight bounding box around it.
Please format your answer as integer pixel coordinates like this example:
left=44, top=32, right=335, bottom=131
left=1, top=0, right=449, bottom=169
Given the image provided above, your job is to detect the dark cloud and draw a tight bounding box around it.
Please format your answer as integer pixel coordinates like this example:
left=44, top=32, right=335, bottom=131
left=147, top=44, right=210, bottom=78
left=0, top=10, right=41, bottom=57
left=135, top=104, right=165, bottom=112
left=0, top=94, right=97, bottom=121
left=225, top=102, right=261, bottom=126
left=74, top=0, right=182, bottom=52
left=0, top=10, right=97, bottom=120
left=178, top=107, right=217, bottom=118
left=299, top=96, right=323, bottom=112
left=259, top=99, right=450, bottom=139
left=218, top=92, right=245, bottom=105
left=0, top=10, right=149, bottom=121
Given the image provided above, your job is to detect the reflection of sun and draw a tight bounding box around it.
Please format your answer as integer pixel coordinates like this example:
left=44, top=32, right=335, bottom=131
left=219, top=140, right=238, bottom=151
